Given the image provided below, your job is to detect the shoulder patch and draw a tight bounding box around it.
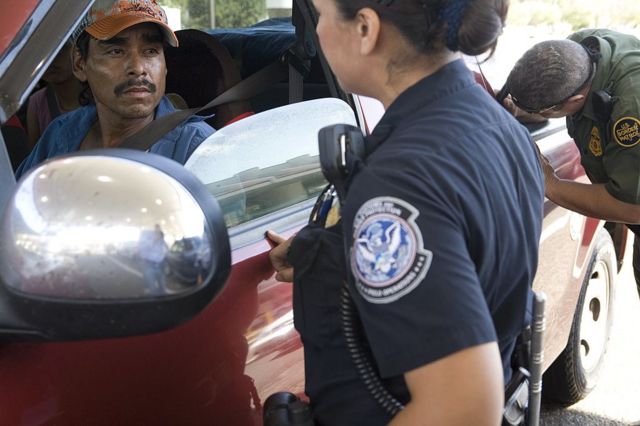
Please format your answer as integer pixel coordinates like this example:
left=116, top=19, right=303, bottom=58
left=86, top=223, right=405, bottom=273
left=351, top=197, right=432, bottom=304
left=589, top=126, right=603, bottom=156
left=613, top=117, right=640, bottom=148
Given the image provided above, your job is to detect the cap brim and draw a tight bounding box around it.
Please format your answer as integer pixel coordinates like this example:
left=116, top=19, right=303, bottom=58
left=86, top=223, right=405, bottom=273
left=85, top=15, right=179, bottom=47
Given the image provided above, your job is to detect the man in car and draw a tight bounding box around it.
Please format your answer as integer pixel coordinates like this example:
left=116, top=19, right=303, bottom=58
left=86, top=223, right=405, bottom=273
left=15, top=0, right=214, bottom=179
left=500, top=29, right=640, bottom=297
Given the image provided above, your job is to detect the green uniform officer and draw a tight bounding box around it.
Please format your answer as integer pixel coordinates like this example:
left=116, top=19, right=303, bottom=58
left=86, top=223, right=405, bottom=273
left=501, top=29, right=640, bottom=296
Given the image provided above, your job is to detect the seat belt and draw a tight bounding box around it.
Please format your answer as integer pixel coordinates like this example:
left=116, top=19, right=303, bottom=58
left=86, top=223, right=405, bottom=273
left=45, top=86, right=62, bottom=120
left=119, top=56, right=288, bottom=152
left=288, top=3, right=312, bottom=104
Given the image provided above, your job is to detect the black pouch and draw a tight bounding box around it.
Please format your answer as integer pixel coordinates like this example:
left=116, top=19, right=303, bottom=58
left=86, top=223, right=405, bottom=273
left=287, top=222, right=346, bottom=348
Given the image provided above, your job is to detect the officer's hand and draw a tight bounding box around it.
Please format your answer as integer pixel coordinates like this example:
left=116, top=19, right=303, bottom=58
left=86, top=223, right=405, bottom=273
left=266, top=230, right=294, bottom=283
left=497, top=92, right=548, bottom=124
left=497, top=92, right=519, bottom=117
left=532, top=142, right=558, bottom=195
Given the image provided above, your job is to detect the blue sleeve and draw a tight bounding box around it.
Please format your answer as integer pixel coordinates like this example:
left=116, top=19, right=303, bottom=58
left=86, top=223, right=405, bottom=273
left=344, top=165, right=497, bottom=378
left=15, top=123, right=60, bottom=180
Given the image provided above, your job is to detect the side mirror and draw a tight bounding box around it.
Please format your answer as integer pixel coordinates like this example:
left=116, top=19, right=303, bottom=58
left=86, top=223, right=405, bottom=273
left=0, top=149, right=231, bottom=341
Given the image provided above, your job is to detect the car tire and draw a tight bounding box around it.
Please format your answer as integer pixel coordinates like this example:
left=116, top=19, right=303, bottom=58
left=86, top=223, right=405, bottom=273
left=542, top=228, right=616, bottom=405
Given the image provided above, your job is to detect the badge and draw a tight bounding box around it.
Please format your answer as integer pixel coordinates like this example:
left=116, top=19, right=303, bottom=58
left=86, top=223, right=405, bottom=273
left=613, top=117, right=640, bottom=148
left=351, top=197, right=432, bottom=304
left=588, top=126, right=603, bottom=157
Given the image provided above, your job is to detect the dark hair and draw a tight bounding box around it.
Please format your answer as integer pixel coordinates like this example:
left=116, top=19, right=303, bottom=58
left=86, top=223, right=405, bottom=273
left=506, top=39, right=593, bottom=112
left=333, top=0, right=508, bottom=58
left=74, top=31, right=94, bottom=106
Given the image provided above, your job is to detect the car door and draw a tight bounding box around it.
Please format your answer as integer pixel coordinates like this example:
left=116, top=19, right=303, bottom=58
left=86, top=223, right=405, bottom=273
left=0, top=1, right=344, bottom=425
left=528, top=119, right=603, bottom=366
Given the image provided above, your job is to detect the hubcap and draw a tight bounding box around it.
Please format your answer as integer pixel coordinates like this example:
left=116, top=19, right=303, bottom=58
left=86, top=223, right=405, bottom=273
left=579, top=259, right=611, bottom=372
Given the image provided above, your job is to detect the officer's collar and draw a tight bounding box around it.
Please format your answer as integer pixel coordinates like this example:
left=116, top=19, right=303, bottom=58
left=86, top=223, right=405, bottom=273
left=575, top=36, right=610, bottom=122
left=365, top=59, right=475, bottom=156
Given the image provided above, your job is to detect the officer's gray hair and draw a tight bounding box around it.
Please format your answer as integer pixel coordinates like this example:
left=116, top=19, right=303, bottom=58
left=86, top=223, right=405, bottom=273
left=507, top=39, right=591, bottom=111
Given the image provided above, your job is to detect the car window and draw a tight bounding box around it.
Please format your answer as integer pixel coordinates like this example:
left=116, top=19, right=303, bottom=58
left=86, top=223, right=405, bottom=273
left=185, top=98, right=357, bottom=230
left=161, top=1, right=292, bottom=30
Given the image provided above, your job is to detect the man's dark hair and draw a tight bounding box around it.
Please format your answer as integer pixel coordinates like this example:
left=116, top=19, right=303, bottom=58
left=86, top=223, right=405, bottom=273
left=74, top=31, right=94, bottom=106
left=506, top=39, right=592, bottom=111
left=333, top=0, right=508, bottom=58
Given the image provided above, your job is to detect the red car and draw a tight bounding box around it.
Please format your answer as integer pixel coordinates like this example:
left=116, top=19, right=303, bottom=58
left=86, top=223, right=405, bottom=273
left=0, top=1, right=625, bottom=424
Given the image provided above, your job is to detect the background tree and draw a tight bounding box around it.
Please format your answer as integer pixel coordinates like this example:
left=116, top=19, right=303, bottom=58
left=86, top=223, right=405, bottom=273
left=160, top=0, right=268, bottom=29
left=160, top=0, right=640, bottom=32
left=216, top=0, right=267, bottom=28
left=507, top=0, right=640, bottom=30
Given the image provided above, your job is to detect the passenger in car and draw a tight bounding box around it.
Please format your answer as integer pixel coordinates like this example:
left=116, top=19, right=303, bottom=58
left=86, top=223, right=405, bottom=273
left=502, top=29, right=640, bottom=298
left=15, top=0, right=214, bottom=180
left=268, top=0, right=544, bottom=424
left=25, top=39, right=83, bottom=149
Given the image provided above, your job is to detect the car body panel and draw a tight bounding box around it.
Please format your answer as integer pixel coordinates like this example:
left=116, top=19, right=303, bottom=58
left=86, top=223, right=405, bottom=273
left=0, top=0, right=624, bottom=424
left=0, top=252, right=302, bottom=426
left=0, top=0, right=40, bottom=59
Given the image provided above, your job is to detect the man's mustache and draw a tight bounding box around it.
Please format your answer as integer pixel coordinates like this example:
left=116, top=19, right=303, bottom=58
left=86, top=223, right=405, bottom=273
left=114, top=79, right=156, bottom=96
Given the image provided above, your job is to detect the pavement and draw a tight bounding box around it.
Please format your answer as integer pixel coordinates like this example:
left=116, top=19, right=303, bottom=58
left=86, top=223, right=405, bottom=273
left=541, top=234, right=640, bottom=425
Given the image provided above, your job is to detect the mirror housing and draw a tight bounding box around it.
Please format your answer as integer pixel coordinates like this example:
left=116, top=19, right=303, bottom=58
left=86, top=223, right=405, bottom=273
left=0, top=149, right=231, bottom=341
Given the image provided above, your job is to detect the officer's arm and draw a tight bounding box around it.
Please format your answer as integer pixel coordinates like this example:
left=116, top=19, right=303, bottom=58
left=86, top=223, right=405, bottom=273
left=389, top=342, right=504, bottom=426
left=537, top=142, right=640, bottom=223
left=546, top=179, right=640, bottom=223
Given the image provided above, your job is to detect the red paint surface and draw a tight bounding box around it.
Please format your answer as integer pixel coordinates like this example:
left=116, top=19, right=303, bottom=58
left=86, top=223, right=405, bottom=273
left=0, top=246, right=302, bottom=425
left=0, top=1, right=39, bottom=58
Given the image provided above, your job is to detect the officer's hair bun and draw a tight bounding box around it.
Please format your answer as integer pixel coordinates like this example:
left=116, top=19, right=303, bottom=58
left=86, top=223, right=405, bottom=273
left=456, top=0, right=508, bottom=57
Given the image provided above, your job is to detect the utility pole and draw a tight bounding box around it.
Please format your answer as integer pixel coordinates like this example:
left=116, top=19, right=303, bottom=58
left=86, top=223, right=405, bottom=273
left=209, top=0, right=216, bottom=28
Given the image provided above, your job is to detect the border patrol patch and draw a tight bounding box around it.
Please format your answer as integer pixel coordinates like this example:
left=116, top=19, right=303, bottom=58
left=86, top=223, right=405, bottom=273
left=351, top=197, right=432, bottom=304
left=589, top=126, right=603, bottom=157
left=613, top=117, right=640, bottom=148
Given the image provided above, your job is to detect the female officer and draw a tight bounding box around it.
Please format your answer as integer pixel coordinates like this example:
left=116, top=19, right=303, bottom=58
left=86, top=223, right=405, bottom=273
left=268, top=0, right=544, bottom=424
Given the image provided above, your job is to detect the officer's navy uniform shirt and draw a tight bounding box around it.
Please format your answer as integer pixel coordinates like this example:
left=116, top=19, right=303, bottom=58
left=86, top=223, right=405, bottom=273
left=308, top=59, right=544, bottom=425
left=15, top=96, right=213, bottom=179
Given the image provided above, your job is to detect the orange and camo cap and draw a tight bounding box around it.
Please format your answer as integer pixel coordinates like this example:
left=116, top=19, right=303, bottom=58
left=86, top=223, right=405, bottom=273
left=72, top=0, right=178, bottom=47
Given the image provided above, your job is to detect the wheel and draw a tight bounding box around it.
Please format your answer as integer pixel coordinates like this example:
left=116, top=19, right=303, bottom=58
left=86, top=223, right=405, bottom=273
left=542, top=228, right=616, bottom=405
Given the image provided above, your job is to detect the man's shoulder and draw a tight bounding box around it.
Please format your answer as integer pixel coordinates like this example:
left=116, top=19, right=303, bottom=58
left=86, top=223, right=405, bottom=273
left=151, top=118, right=214, bottom=165
left=569, top=28, right=640, bottom=50
left=181, top=118, right=215, bottom=136
left=175, top=119, right=215, bottom=152
left=39, top=105, right=94, bottom=143
left=156, top=96, right=215, bottom=141
left=568, top=28, right=612, bottom=42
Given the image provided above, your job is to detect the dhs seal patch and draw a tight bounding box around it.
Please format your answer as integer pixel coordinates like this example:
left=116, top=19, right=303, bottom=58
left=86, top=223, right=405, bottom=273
left=351, top=197, right=432, bottom=304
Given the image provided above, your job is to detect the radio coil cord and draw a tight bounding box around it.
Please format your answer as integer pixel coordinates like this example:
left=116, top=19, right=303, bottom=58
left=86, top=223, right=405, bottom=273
left=340, top=284, right=404, bottom=416
left=318, top=123, right=404, bottom=417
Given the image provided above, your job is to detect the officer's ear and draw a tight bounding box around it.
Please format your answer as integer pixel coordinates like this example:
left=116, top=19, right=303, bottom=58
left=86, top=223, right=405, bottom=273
left=565, top=94, right=587, bottom=110
left=355, top=7, right=381, bottom=56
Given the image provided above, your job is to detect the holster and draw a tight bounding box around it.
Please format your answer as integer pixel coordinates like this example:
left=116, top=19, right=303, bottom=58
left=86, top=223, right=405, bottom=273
left=263, top=392, right=314, bottom=426
left=503, top=328, right=532, bottom=426
left=502, top=367, right=529, bottom=426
